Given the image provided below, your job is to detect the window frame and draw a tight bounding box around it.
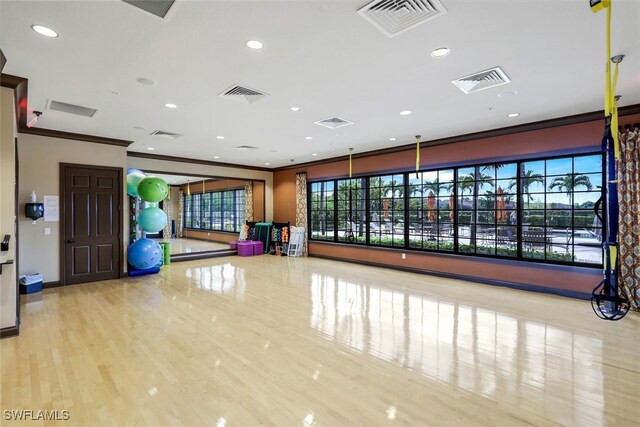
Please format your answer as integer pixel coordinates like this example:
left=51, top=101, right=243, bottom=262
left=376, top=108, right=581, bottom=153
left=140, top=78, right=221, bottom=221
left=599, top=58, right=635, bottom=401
left=183, top=188, right=246, bottom=233
left=307, top=152, right=604, bottom=268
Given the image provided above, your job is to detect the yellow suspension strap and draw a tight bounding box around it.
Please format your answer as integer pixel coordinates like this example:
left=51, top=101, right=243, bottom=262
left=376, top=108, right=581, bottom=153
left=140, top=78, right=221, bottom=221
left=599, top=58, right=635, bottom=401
left=202, top=178, right=206, bottom=194
left=187, top=180, right=190, bottom=196
left=590, top=0, right=629, bottom=320
left=348, top=147, right=353, bottom=179
left=415, top=135, right=421, bottom=178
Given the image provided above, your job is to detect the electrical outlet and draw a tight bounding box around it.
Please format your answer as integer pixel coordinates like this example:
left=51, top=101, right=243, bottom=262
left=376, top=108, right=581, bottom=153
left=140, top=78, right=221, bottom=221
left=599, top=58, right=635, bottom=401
left=44, top=228, right=51, bottom=235
left=401, top=253, right=406, bottom=260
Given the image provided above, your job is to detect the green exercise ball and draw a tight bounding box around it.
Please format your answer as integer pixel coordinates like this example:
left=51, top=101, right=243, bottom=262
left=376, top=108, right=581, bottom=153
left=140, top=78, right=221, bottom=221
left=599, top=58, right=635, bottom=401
left=138, top=207, right=168, bottom=233
left=137, top=177, right=169, bottom=203
left=126, top=172, right=145, bottom=197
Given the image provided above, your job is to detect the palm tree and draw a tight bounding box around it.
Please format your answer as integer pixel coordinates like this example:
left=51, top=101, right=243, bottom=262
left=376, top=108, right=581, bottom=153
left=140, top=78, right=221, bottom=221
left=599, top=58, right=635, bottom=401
left=509, top=169, right=544, bottom=206
left=548, top=174, right=593, bottom=195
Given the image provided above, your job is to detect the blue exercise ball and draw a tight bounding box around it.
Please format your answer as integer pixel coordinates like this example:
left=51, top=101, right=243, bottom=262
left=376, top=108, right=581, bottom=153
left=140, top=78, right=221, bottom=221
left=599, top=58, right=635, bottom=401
left=126, top=171, right=146, bottom=197
left=128, top=238, right=162, bottom=270
left=127, top=168, right=144, bottom=175
left=138, top=207, right=167, bottom=233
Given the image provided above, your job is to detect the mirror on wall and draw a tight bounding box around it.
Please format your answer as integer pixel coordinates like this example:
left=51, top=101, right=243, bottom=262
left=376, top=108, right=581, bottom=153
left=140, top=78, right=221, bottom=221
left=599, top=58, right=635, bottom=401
left=131, top=172, right=265, bottom=259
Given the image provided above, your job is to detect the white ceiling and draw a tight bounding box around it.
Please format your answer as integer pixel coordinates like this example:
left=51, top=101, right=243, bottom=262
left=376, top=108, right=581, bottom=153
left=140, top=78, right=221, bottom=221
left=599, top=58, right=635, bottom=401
left=1, top=0, right=639, bottom=169
left=149, top=173, right=209, bottom=186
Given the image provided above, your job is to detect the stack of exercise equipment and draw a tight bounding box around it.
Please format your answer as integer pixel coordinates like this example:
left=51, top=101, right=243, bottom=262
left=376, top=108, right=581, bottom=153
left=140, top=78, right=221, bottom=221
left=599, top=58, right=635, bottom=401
left=270, top=222, right=290, bottom=255
left=126, top=169, right=169, bottom=277
left=253, top=222, right=272, bottom=254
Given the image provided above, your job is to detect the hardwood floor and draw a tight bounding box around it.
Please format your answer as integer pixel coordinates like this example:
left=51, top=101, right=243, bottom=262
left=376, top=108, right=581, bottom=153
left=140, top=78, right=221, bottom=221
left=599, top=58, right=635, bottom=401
left=2, top=256, right=639, bottom=426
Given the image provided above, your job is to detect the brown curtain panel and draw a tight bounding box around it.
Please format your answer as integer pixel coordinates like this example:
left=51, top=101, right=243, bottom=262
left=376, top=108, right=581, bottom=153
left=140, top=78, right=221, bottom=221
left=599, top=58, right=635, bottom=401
left=177, top=189, right=184, bottom=238
left=162, top=188, right=172, bottom=240
left=295, top=172, right=308, bottom=256
left=617, top=125, right=640, bottom=311
left=245, top=181, right=254, bottom=222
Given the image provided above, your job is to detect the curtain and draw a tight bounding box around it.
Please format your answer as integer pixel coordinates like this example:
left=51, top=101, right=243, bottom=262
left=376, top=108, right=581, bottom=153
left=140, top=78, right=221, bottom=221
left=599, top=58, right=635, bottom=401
left=162, top=188, right=172, bottom=240
left=245, top=181, right=254, bottom=222
left=617, top=125, right=640, bottom=311
left=177, top=189, right=184, bottom=238
left=295, top=172, right=308, bottom=256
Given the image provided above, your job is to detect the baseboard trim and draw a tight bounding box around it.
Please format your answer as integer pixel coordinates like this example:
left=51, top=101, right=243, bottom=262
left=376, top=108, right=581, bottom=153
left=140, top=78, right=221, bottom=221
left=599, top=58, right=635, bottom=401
left=43, top=281, right=62, bottom=289
left=0, top=325, right=19, bottom=338
left=310, top=254, right=592, bottom=300
left=171, top=250, right=237, bottom=262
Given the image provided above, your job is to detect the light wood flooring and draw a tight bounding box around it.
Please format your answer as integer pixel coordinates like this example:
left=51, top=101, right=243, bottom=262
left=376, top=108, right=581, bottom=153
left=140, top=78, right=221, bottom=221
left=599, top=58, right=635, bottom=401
left=2, top=256, right=639, bottom=426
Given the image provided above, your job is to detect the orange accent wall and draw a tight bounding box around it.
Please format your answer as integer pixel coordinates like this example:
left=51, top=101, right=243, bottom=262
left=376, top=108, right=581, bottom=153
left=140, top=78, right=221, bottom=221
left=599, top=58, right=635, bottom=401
left=272, top=115, right=640, bottom=294
left=253, top=181, right=265, bottom=221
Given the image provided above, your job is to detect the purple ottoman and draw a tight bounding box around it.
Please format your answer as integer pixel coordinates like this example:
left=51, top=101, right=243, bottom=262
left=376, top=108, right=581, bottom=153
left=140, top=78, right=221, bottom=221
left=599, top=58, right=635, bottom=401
left=249, top=240, right=264, bottom=255
left=237, top=241, right=254, bottom=257
left=230, top=240, right=240, bottom=249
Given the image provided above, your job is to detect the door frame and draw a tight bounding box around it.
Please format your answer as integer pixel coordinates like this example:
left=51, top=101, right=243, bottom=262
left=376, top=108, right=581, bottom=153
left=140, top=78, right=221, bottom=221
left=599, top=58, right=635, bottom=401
left=59, top=163, right=124, bottom=286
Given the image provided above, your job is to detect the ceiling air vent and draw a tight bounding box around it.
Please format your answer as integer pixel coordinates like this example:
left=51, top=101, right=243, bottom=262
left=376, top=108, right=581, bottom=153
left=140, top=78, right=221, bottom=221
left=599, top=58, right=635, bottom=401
left=452, top=67, right=511, bottom=94
left=121, top=0, right=176, bottom=19
left=219, top=85, right=268, bottom=104
left=150, top=130, right=182, bottom=139
left=314, top=117, right=354, bottom=130
left=48, top=100, right=97, bottom=117
left=235, top=145, right=259, bottom=151
left=358, top=0, right=447, bottom=38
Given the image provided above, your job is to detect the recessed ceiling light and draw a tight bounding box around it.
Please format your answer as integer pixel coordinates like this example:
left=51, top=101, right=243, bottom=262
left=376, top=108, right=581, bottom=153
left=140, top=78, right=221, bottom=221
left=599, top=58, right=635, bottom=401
left=213, top=156, right=220, bottom=159
left=400, top=110, right=412, bottom=116
left=264, top=162, right=270, bottom=166
left=110, top=90, right=120, bottom=95
left=388, top=137, right=396, bottom=141
left=147, top=147, right=155, bottom=151
left=507, top=113, right=520, bottom=118
left=165, top=103, right=177, bottom=109
left=246, top=40, right=263, bottom=50
left=430, top=47, right=450, bottom=58
left=133, top=126, right=146, bottom=130
left=136, top=77, right=157, bottom=86
left=311, top=153, right=318, bottom=156
left=31, top=25, right=58, bottom=38
left=216, top=136, right=224, bottom=139
left=305, top=136, right=313, bottom=140
left=290, top=107, right=301, bottom=112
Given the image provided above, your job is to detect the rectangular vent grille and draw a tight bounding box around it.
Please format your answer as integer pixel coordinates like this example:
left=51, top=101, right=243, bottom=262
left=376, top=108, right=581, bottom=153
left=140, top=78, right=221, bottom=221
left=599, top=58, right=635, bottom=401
left=121, top=0, right=175, bottom=19
left=48, top=100, right=97, bottom=117
left=314, top=117, right=354, bottom=130
left=452, top=67, right=511, bottom=94
left=150, top=130, right=182, bottom=139
left=219, top=85, right=268, bottom=104
left=358, top=0, right=447, bottom=38
left=235, top=145, right=259, bottom=151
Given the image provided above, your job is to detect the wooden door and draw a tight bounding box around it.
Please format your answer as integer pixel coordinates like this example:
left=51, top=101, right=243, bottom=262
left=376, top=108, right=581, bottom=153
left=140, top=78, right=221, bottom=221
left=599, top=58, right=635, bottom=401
left=61, top=165, right=122, bottom=285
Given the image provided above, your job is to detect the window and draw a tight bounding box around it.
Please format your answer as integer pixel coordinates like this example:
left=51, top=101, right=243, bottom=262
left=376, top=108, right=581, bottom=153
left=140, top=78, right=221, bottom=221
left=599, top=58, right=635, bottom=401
left=308, top=153, right=603, bottom=267
left=522, top=154, right=602, bottom=264
left=408, top=169, right=454, bottom=251
left=369, top=174, right=404, bottom=247
left=183, top=189, right=245, bottom=233
left=309, top=181, right=335, bottom=241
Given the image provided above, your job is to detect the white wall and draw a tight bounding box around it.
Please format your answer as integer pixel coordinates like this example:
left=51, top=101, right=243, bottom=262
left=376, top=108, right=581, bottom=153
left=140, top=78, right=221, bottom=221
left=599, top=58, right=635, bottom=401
left=128, top=157, right=274, bottom=221
left=18, top=133, right=128, bottom=283
left=0, top=86, right=17, bottom=330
